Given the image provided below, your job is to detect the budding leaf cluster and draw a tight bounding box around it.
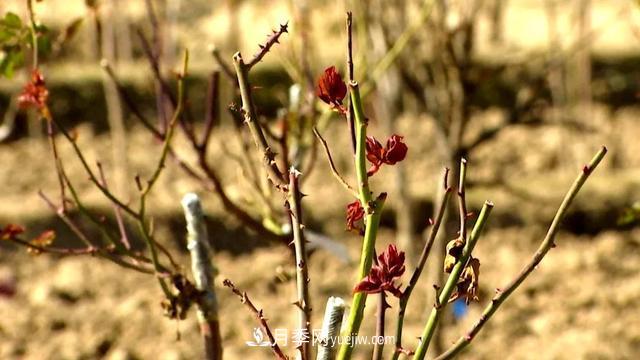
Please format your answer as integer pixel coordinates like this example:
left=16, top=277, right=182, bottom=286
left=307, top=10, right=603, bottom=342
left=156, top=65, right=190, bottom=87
left=354, top=244, right=406, bottom=297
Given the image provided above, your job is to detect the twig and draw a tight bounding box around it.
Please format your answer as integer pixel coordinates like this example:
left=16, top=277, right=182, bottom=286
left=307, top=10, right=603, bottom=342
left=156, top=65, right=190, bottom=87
left=392, top=168, right=452, bottom=360
left=412, top=200, right=494, bottom=360
left=100, top=60, right=162, bottom=136
left=372, top=293, right=388, bottom=360
left=104, top=60, right=275, bottom=241
left=37, top=191, right=159, bottom=274
left=360, top=0, right=434, bottom=97
left=210, top=45, right=236, bottom=81
left=458, top=159, right=469, bottom=242
left=50, top=115, right=139, bottom=218
left=223, top=279, right=288, bottom=360
left=434, top=146, right=607, bottom=359
left=97, top=162, right=131, bottom=250
left=38, top=190, right=96, bottom=249
left=181, top=193, right=222, bottom=360
left=58, top=165, right=125, bottom=251
left=200, top=71, right=220, bottom=151
left=26, top=0, right=38, bottom=68
left=345, top=12, right=356, bottom=153
left=29, top=2, right=65, bottom=208
left=287, top=168, right=311, bottom=360
left=246, top=23, right=289, bottom=69
left=136, top=27, right=197, bottom=143
left=232, top=52, right=287, bottom=189
left=136, top=50, right=190, bottom=298
left=228, top=109, right=271, bottom=201
left=312, top=127, right=358, bottom=197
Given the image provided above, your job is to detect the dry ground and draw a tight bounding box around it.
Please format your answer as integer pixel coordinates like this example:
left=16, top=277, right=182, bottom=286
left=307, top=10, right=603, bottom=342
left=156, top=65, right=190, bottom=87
left=2, top=0, right=640, bottom=359
left=1, top=104, right=639, bottom=359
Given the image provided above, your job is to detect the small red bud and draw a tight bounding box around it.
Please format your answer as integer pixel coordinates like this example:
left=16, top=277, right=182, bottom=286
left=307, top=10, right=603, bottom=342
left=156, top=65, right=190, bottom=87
left=18, top=69, right=49, bottom=110
left=354, top=244, right=406, bottom=298
left=316, top=66, right=347, bottom=112
left=345, top=200, right=365, bottom=231
left=384, top=135, right=408, bottom=164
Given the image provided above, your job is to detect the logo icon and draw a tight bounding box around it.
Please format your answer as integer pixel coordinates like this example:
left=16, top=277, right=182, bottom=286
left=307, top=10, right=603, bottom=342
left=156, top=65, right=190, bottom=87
left=246, top=328, right=271, bottom=347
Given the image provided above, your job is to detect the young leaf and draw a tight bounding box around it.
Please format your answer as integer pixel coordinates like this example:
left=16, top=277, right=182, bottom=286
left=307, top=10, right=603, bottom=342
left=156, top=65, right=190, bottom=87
left=1, top=12, right=23, bottom=30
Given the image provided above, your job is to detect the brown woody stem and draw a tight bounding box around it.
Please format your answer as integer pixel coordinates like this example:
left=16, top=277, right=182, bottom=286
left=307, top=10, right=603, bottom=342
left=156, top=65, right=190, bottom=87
left=223, top=279, right=288, bottom=360
left=313, top=127, right=358, bottom=197
left=372, top=293, right=388, bottom=360
left=233, top=52, right=287, bottom=189
left=434, top=146, right=607, bottom=359
left=288, top=168, right=311, bottom=360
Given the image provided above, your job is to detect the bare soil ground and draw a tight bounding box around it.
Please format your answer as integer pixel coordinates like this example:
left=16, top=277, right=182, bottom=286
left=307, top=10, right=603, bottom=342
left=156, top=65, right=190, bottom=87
left=1, top=105, right=639, bottom=359
left=2, top=0, right=640, bottom=359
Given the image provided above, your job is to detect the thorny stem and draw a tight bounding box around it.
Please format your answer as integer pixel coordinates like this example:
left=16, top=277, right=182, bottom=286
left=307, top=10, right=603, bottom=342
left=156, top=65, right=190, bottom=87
left=223, top=279, right=288, bottom=360
left=434, top=146, right=608, bottom=360
left=337, top=82, right=386, bottom=360
left=233, top=52, right=287, bottom=189
left=412, top=201, right=494, bottom=360
left=288, top=168, right=311, bottom=360
left=392, top=168, right=452, bottom=360
left=103, top=61, right=284, bottom=243
left=247, top=22, right=289, bottom=69
left=312, top=127, right=358, bottom=197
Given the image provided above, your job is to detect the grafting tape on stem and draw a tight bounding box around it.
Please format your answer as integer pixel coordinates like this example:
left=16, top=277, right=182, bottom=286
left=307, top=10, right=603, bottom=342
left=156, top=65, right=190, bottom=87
left=181, top=193, right=222, bottom=360
left=181, top=193, right=219, bottom=320
left=316, top=296, right=346, bottom=360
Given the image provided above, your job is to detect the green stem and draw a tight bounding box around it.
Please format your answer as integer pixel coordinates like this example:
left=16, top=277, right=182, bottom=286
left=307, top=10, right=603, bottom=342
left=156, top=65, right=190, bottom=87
left=412, top=201, right=494, bottom=360
left=392, top=169, right=452, bottom=360
left=337, top=197, right=385, bottom=360
left=434, top=146, right=607, bottom=360
left=26, top=0, right=38, bottom=68
left=350, top=82, right=372, bottom=204
left=137, top=50, right=189, bottom=299
left=336, top=82, right=384, bottom=360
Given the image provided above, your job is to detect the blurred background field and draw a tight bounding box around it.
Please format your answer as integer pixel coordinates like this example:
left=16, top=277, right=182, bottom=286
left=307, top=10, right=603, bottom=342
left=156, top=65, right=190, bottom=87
left=1, top=0, right=640, bottom=359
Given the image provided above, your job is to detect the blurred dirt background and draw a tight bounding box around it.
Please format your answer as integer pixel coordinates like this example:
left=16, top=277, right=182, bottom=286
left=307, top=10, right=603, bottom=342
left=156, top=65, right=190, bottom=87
left=2, top=0, right=640, bottom=359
